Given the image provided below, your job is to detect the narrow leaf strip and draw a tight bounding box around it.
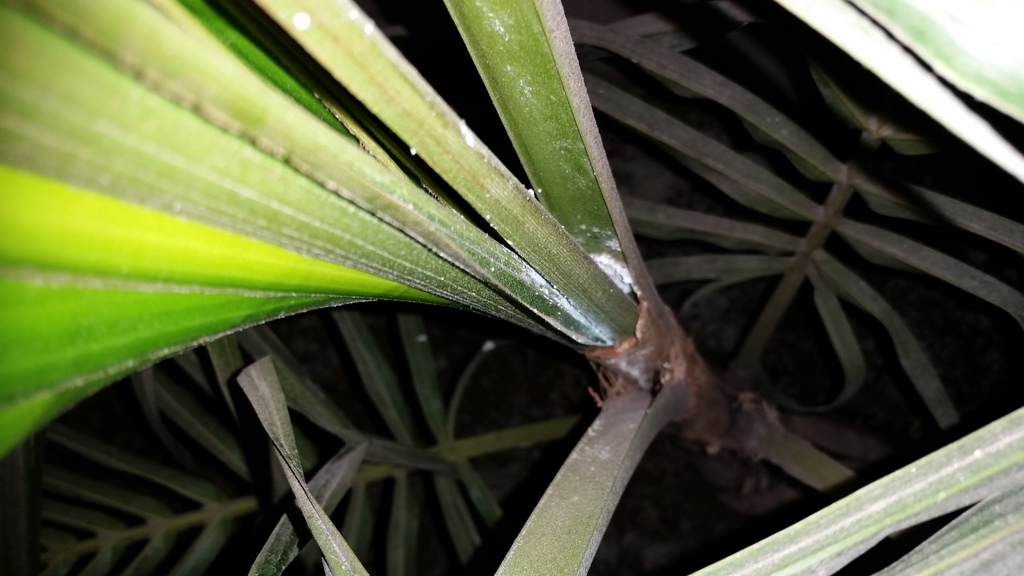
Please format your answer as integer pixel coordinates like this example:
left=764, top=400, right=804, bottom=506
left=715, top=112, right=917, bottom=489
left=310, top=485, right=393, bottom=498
left=447, top=339, right=508, bottom=440
left=853, top=177, right=1024, bottom=256
left=435, top=415, right=580, bottom=463
left=77, top=546, right=125, bottom=576
left=761, top=429, right=856, bottom=492
left=442, top=0, right=643, bottom=296
left=797, top=285, right=866, bottom=412
left=836, top=219, right=1024, bottom=329
left=764, top=282, right=868, bottom=414
left=131, top=367, right=195, bottom=468
left=397, top=314, right=448, bottom=442
left=120, top=531, right=176, bottom=575
left=496, top=385, right=686, bottom=575
left=645, top=254, right=791, bottom=285
left=570, top=19, right=844, bottom=181
left=238, top=328, right=357, bottom=436
left=433, top=474, right=481, bottom=565
left=167, top=517, right=233, bottom=576
left=237, top=357, right=370, bottom=576
left=153, top=373, right=252, bottom=481
left=171, top=349, right=215, bottom=399
left=44, top=466, right=172, bottom=519
left=250, top=444, right=367, bottom=576
left=341, top=485, right=373, bottom=560
left=206, top=335, right=244, bottom=420
left=253, top=0, right=639, bottom=345
left=772, top=0, right=1024, bottom=185
left=690, top=403, right=1024, bottom=576
left=169, top=0, right=353, bottom=135
left=588, top=75, right=819, bottom=221
left=810, top=252, right=958, bottom=428
left=457, top=461, right=503, bottom=528
left=332, top=311, right=417, bottom=445
left=386, top=471, right=419, bottom=576
left=874, top=488, right=1024, bottom=576
left=624, top=197, right=802, bottom=252
left=238, top=328, right=453, bottom=473
left=46, top=425, right=225, bottom=504
left=0, top=438, right=40, bottom=576
left=41, top=500, right=125, bottom=534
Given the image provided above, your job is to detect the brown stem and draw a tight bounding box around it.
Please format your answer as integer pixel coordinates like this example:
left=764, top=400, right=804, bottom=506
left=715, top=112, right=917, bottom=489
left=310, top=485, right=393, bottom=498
left=584, top=138, right=886, bottom=478
left=732, top=135, right=882, bottom=374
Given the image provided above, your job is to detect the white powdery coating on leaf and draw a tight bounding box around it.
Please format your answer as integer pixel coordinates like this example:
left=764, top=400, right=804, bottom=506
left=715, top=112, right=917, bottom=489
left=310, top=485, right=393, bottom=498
left=459, top=119, right=476, bottom=148
left=482, top=339, right=497, bottom=352
left=592, top=253, right=633, bottom=294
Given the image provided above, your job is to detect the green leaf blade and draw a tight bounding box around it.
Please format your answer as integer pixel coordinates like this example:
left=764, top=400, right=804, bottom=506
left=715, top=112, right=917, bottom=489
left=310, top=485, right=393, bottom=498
left=386, top=472, right=419, bottom=576
left=851, top=0, right=1024, bottom=126
left=810, top=252, right=959, bottom=429
left=443, top=0, right=632, bottom=270
left=252, top=0, right=639, bottom=346
left=250, top=444, right=367, bottom=576
left=875, top=489, right=1024, bottom=576
left=692, top=404, right=1024, bottom=576
left=774, top=0, right=1024, bottom=185
left=587, top=75, right=820, bottom=221
left=496, top=386, right=685, bottom=575
left=0, top=277, right=351, bottom=457
left=397, top=313, right=448, bottom=442
left=238, top=358, right=369, bottom=576
left=333, top=311, right=417, bottom=445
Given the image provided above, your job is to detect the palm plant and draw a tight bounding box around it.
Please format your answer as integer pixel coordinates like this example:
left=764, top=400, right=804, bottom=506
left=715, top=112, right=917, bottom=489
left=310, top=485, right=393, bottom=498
left=2, top=0, right=1024, bottom=574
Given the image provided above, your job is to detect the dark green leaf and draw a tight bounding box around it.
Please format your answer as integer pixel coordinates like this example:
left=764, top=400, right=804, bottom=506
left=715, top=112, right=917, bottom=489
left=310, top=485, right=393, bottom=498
left=332, top=310, right=417, bottom=445
left=397, top=313, right=448, bottom=442
left=238, top=357, right=369, bottom=576
left=587, top=75, right=820, bottom=221
left=167, top=517, right=233, bottom=576
left=47, top=425, right=225, bottom=504
left=386, top=471, right=418, bottom=576
left=810, top=252, right=958, bottom=428
left=624, top=198, right=802, bottom=253
left=250, top=444, right=367, bottom=576
left=496, top=386, right=685, bottom=575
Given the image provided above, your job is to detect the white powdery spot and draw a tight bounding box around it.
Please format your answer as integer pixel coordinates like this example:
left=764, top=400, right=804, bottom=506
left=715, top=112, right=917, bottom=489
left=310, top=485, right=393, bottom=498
left=416, top=333, right=428, bottom=343
left=482, top=339, right=497, bottom=352
left=493, top=20, right=509, bottom=41
left=364, top=21, right=375, bottom=35
left=527, top=188, right=535, bottom=199
left=459, top=119, right=476, bottom=148
left=347, top=8, right=360, bottom=20
left=409, top=147, right=417, bottom=156
left=592, top=253, right=633, bottom=294
left=292, top=12, right=311, bottom=31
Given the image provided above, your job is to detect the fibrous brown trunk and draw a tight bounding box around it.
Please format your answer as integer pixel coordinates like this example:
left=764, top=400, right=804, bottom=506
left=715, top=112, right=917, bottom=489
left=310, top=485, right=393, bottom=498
left=586, top=295, right=782, bottom=460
